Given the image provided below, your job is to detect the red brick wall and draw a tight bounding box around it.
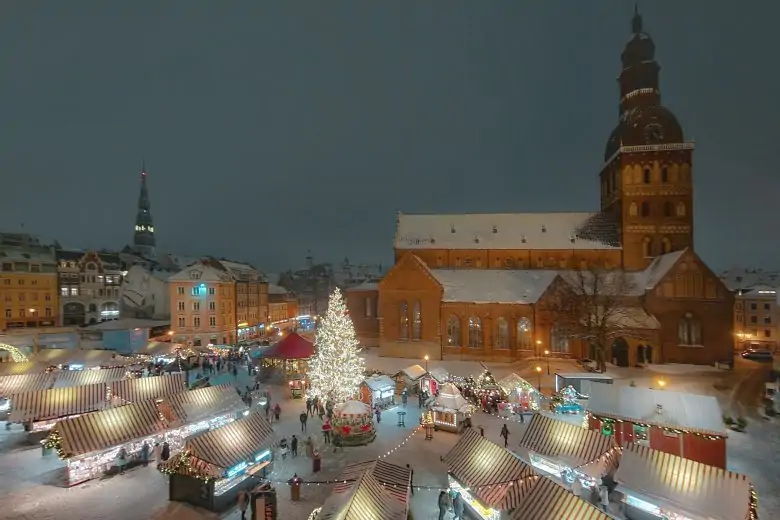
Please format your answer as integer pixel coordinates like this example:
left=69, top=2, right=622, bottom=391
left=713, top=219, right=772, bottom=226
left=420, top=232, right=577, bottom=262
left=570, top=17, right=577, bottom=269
left=346, top=289, right=380, bottom=347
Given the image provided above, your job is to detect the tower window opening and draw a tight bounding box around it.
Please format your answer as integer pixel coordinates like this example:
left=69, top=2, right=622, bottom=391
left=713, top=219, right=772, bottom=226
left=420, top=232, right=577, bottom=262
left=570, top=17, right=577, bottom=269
left=640, top=201, right=650, bottom=217
left=643, top=168, right=651, bottom=184
left=663, top=201, right=673, bottom=217
left=661, top=167, right=669, bottom=183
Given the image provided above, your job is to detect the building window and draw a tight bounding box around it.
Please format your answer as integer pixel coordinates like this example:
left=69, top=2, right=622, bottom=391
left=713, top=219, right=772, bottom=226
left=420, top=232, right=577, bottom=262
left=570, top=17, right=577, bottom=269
left=18, top=294, right=24, bottom=302
left=661, top=237, right=672, bottom=255
left=19, top=309, right=25, bottom=317
left=446, top=315, right=461, bottom=346
left=192, top=301, right=200, bottom=311
left=678, top=313, right=702, bottom=345
left=764, top=316, right=772, bottom=325
left=4, top=309, right=10, bottom=318
left=192, top=285, right=206, bottom=296
left=177, top=301, right=185, bottom=311
left=189, top=271, right=201, bottom=280
left=765, top=329, right=772, bottom=338
left=468, top=316, right=482, bottom=348
left=177, top=287, right=185, bottom=295
left=663, top=201, right=673, bottom=217
left=640, top=201, right=650, bottom=217
left=628, top=202, right=638, bottom=217
left=643, top=168, right=651, bottom=184
left=750, top=315, right=757, bottom=324
left=209, top=287, right=216, bottom=295
left=17, top=279, right=23, bottom=285
left=45, top=308, right=51, bottom=317
left=750, top=303, right=757, bottom=311
left=178, top=317, right=185, bottom=327
left=517, top=317, right=532, bottom=350
left=398, top=301, right=409, bottom=340
left=463, top=257, right=474, bottom=268
left=642, top=236, right=652, bottom=258
left=550, top=323, right=569, bottom=353
left=365, top=297, right=373, bottom=318
left=209, top=301, right=216, bottom=311
left=661, top=167, right=669, bottom=183
left=193, top=316, right=201, bottom=327
left=3, top=279, right=9, bottom=285
left=61, top=287, right=69, bottom=296
left=764, top=303, right=771, bottom=311
left=209, top=316, right=217, bottom=327
left=676, top=202, right=686, bottom=217
left=495, top=318, right=509, bottom=349
left=412, top=301, right=422, bottom=340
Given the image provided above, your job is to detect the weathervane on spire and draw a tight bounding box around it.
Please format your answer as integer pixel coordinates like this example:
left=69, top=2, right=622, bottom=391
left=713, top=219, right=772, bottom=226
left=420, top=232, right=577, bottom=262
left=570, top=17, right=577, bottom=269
left=631, top=3, right=643, bottom=34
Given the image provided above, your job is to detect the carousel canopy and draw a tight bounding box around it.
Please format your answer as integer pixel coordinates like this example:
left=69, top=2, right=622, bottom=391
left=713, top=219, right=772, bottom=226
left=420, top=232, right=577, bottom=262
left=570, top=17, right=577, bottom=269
left=335, top=400, right=371, bottom=417
left=433, top=383, right=471, bottom=413
left=260, top=332, right=314, bottom=360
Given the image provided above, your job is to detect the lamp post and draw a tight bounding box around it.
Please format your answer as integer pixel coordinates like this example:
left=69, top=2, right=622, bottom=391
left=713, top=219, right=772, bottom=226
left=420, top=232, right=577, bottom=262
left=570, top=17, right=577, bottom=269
left=535, top=366, right=542, bottom=392
left=424, top=355, right=429, bottom=372
left=544, top=349, right=550, bottom=375
left=536, top=339, right=542, bottom=357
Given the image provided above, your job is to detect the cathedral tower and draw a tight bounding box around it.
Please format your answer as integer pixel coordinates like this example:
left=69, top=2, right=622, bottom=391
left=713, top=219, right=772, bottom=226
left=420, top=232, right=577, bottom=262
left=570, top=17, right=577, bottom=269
left=600, top=6, right=694, bottom=270
left=132, top=161, right=156, bottom=258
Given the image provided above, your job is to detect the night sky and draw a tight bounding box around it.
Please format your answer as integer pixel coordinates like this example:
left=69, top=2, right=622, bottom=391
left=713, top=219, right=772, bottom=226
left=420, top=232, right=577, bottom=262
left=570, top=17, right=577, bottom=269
left=1, top=2, right=776, bottom=272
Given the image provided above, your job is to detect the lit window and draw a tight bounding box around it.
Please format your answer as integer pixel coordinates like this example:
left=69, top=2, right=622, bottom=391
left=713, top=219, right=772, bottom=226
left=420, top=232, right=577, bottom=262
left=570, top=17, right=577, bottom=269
left=412, top=301, right=422, bottom=340
left=209, top=301, right=216, bottom=311
left=495, top=318, right=509, bottom=349
left=208, top=287, right=216, bottom=295
left=468, top=317, right=482, bottom=348
left=446, top=316, right=461, bottom=346
left=398, top=301, right=409, bottom=340
left=177, top=287, right=185, bottom=295
left=517, top=318, right=532, bottom=350
left=178, top=317, right=186, bottom=327
left=61, top=287, right=69, bottom=296
left=677, top=313, right=701, bottom=345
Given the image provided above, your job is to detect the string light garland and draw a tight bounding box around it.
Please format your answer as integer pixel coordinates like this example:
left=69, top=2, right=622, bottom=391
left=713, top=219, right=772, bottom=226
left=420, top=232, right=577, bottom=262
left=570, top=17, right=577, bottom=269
left=306, top=288, right=365, bottom=404
left=749, top=484, right=758, bottom=520
left=377, top=426, right=422, bottom=459
left=587, top=412, right=725, bottom=440
left=158, top=450, right=215, bottom=483
left=43, top=429, right=66, bottom=459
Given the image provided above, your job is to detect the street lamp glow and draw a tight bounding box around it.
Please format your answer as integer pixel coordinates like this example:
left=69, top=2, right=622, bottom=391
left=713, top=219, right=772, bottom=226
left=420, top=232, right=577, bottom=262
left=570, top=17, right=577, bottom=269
left=424, top=355, right=429, bottom=361
left=658, top=379, right=666, bottom=389
left=544, top=350, right=549, bottom=356
left=535, top=366, right=542, bottom=373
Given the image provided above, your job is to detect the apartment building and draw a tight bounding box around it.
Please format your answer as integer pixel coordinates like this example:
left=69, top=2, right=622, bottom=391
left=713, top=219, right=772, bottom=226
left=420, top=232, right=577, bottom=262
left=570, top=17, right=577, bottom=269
left=734, top=285, right=779, bottom=351
left=56, top=250, right=125, bottom=326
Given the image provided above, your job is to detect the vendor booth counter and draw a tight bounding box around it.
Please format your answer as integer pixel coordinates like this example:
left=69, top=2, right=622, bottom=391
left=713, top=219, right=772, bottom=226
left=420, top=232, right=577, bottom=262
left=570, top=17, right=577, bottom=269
left=45, top=384, right=249, bottom=486
left=360, top=375, right=395, bottom=408
left=160, top=411, right=276, bottom=512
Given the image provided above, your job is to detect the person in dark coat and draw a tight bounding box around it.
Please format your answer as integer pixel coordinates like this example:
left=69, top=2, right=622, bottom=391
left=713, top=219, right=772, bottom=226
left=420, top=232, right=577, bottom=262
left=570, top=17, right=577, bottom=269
left=161, top=442, right=170, bottom=461
left=274, top=403, right=281, bottom=420
left=300, top=412, right=308, bottom=432
left=406, top=464, right=414, bottom=495
left=453, top=492, right=464, bottom=520
left=141, top=442, right=150, bottom=467
left=500, top=424, right=509, bottom=448
left=291, top=435, right=298, bottom=458
left=438, top=491, right=449, bottom=520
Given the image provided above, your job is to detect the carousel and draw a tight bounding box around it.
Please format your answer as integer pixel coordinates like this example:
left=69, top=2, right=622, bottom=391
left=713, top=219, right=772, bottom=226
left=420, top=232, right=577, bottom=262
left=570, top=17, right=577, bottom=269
left=331, top=401, right=376, bottom=446
left=430, top=383, right=473, bottom=433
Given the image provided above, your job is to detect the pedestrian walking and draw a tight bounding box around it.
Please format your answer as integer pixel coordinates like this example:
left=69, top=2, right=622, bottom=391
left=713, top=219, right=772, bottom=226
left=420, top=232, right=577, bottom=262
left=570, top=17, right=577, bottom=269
left=237, top=489, right=249, bottom=520
left=153, top=442, right=162, bottom=464
left=332, top=433, right=343, bottom=452
left=141, top=441, right=150, bottom=467
left=274, top=403, right=281, bottom=421
left=322, top=420, right=332, bottom=444
left=406, top=464, right=414, bottom=495
left=279, top=438, right=289, bottom=460
left=115, top=448, right=128, bottom=475
left=571, top=476, right=583, bottom=497
left=161, top=442, right=170, bottom=461
left=402, top=390, right=408, bottom=407
left=374, top=406, right=381, bottom=424
left=305, top=436, right=314, bottom=459
left=437, top=491, right=449, bottom=520
left=232, top=365, right=238, bottom=379
left=599, top=484, right=610, bottom=512
left=500, top=424, right=509, bottom=448
left=291, top=435, right=299, bottom=458
left=300, top=412, right=308, bottom=432
left=453, top=492, right=464, bottom=520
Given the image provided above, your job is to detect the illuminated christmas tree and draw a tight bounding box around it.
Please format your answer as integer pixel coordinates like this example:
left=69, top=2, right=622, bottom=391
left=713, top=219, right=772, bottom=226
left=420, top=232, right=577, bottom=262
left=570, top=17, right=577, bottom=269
left=307, top=287, right=365, bottom=404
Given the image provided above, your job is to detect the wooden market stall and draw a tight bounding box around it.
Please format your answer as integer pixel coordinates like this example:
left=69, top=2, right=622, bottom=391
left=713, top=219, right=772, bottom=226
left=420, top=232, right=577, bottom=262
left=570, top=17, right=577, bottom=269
left=420, top=366, right=449, bottom=396
left=393, top=364, right=427, bottom=394
left=516, top=414, right=619, bottom=489
left=443, top=429, right=538, bottom=520
left=9, top=383, right=109, bottom=432
left=0, top=372, right=56, bottom=399
left=430, top=382, right=473, bottom=433
left=360, top=375, right=396, bottom=408
left=615, top=443, right=756, bottom=520
left=45, top=399, right=171, bottom=486
left=0, top=362, right=50, bottom=376
left=316, top=460, right=411, bottom=520
left=51, top=367, right=128, bottom=389
left=109, top=373, right=187, bottom=405
left=254, top=332, right=314, bottom=382
left=332, top=400, right=376, bottom=446
left=159, top=384, right=249, bottom=433
left=498, top=373, right=540, bottom=415
left=507, top=477, right=610, bottom=520
left=160, top=412, right=276, bottom=512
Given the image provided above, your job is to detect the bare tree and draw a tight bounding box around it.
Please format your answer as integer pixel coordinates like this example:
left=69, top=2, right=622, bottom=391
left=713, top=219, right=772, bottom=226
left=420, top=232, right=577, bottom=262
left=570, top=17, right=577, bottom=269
left=549, top=266, right=651, bottom=373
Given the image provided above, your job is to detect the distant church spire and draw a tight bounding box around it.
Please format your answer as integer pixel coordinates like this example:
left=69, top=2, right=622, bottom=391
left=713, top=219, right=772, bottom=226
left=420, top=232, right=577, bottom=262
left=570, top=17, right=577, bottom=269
left=133, top=160, right=156, bottom=258
left=631, top=3, right=643, bottom=34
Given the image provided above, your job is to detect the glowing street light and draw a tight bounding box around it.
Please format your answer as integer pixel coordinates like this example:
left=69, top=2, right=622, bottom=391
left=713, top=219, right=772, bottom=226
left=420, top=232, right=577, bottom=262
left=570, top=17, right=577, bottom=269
left=657, top=379, right=667, bottom=389
left=544, top=349, right=551, bottom=375
left=424, top=354, right=429, bottom=372
left=535, top=366, right=543, bottom=391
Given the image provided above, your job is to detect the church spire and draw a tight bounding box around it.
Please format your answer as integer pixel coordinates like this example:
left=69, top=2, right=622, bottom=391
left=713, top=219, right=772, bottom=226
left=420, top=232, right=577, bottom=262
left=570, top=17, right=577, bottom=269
left=631, top=3, right=643, bottom=34
left=133, top=160, right=156, bottom=258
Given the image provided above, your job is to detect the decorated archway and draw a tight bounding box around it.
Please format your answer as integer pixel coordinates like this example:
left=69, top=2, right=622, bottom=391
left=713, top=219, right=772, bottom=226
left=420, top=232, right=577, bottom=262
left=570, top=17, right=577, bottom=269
left=0, top=343, right=29, bottom=362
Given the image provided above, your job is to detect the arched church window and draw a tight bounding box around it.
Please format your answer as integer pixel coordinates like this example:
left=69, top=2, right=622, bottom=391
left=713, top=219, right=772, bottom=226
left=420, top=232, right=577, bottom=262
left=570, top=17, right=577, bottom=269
left=676, top=202, right=686, bottom=217
left=398, top=301, right=409, bottom=340
left=642, top=236, right=653, bottom=258
left=411, top=301, right=422, bottom=340
left=629, top=202, right=638, bottom=217
left=468, top=317, right=483, bottom=349
left=663, top=201, right=673, bottom=217
left=517, top=318, right=532, bottom=350
left=495, top=318, right=509, bottom=349
left=550, top=323, right=569, bottom=353
left=678, top=312, right=701, bottom=345
left=643, top=168, right=651, bottom=184
left=446, top=315, right=461, bottom=346
left=661, top=237, right=672, bottom=255
left=640, top=201, right=650, bottom=217
left=661, top=167, right=669, bottom=183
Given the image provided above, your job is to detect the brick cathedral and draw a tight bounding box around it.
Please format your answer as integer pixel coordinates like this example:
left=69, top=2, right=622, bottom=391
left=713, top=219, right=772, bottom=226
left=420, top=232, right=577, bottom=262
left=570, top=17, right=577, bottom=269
left=347, top=8, right=733, bottom=366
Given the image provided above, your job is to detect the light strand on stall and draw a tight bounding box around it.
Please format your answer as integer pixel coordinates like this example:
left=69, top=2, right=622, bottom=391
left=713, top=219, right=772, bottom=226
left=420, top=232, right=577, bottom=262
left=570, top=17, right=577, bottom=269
left=587, top=412, right=725, bottom=440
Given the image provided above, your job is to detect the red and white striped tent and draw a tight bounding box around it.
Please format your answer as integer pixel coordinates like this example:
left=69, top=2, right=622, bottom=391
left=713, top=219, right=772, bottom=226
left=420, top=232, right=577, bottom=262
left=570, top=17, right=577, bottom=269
left=443, top=429, right=537, bottom=512
left=52, top=367, right=128, bottom=389
left=0, top=372, right=55, bottom=398
left=317, top=460, right=411, bottom=520
left=517, top=413, right=620, bottom=478
left=9, top=383, right=107, bottom=423
left=109, top=373, right=186, bottom=405
left=508, top=477, right=609, bottom=520
left=616, top=443, right=756, bottom=520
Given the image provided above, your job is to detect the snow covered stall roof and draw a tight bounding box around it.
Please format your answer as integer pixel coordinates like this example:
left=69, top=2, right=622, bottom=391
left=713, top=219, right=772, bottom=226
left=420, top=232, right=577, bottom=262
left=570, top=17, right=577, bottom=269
left=395, top=364, right=427, bottom=381
left=31, top=349, right=134, bottom=368
left=616, top=443, right=754, bottom=520
left=432, top=382, right=471, bottom=413
left=317, top=460, right=410, bottom=520
left=431, top=269, right=559, bottom=304
left=0, top=361, right=50, bottom=376
left=110, top=373, right=187, bottom=404
left=507, top=477, right=610, bottom=520
left=443, top=429, right=537, bottom=511
left=160, top=412, right=275, bottom=479
left=587, top=384, right=727, bottom=436
left=395, top=212, right=621, bottom=250
left=9, top=383, right=108, bottom=423
left=498, top=373, right=536, bottom=394
left=52, top=367, right=127, bottom=388
left=0, top=372, right=56, bottom=398
left=158, top=384, right=248, bottom=424
left=517, top=414, right=619, bottom=478
left=363, top=375, right=395, bottom=392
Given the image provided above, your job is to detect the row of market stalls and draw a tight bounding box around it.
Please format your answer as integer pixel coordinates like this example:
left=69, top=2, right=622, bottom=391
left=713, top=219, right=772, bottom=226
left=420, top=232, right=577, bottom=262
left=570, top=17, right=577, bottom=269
left=46, top=383, right=249, bottom=486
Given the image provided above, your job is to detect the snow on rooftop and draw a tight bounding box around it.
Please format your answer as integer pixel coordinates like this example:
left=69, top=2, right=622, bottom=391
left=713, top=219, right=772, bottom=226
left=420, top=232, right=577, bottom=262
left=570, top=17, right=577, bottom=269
left=587, top=384, right=726, bottom=435
left=431, top=269, right=558, bottom=304
left=88, top=318, right=170, bottom=331
left=636, top=249, right=686, bottom=290
left=395, top=212, right=620, bottom=250
left=268, top=284, right=289, bottom=295
left=347, top=281, right=378, bottom=292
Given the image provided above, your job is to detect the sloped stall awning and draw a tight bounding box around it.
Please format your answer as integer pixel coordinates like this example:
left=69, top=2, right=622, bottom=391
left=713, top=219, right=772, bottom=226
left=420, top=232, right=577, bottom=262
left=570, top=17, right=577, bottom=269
left=139, top=342, right=182, bottom=358
left=0, top=362, right=50, bottom=376
left=160, top=384, right=247, bottom=425
left=498, top=373, right=536, bottom=395
left=443, top=429, right=537, bottom=511
left=109, top=373, right=187, bottom=404
left=432, top=382, right=471, bottom=413
left=0, top=372, right=55, bottom=398
left=395, top=364, right=427, bottom=381
left=260, top=333, right=314, bottom=359
left=517, top=414, right=619, bottom=477
left=363, top=375, right=395, bottom=392
left=52, top=367, right=128, bottom=389
left=333, top=460, right=412, bottom=506
left=32, top=349, right=133, bottom=368
left=160, top=412, right=275, bottom=479
left=9, top=383, right=107, bottom=423
left=616, top=443, right=754, bottom=520
left=53, top=399, right=169, bottom=458
left=318, top=472, right=407, bottom=520
left=508, top=477, right=609, bottom=520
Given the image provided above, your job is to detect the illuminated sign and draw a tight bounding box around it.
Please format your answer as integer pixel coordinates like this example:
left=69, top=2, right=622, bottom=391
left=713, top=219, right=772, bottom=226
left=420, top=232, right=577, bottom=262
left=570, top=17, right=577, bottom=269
left=255, top=449, right=271, bottom=462
left=758, top=290, right=776, bottom=294
left=226, top=461, right=248, bottom=478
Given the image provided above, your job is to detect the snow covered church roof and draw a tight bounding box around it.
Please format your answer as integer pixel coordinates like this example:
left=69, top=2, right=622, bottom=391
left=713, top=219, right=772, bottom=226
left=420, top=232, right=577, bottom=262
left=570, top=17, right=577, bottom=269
left=431, top=269, right=559, bottom=304
left=395, top=212, right=621, bottom=251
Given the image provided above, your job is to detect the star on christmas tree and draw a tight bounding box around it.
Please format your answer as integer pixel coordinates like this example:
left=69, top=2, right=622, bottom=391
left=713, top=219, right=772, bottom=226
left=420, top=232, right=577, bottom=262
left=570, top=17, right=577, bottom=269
left=307, top=287, right=365, bottom=404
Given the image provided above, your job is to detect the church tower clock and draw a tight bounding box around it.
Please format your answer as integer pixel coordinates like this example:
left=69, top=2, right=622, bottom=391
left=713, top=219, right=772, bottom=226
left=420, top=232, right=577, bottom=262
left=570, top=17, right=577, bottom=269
left=600, top=6, right=694, bottom=270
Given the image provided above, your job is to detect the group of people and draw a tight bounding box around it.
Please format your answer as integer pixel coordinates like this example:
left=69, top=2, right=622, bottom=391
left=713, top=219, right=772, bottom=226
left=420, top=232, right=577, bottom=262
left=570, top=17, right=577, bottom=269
left=437, top=489, right=465, bottom=520
left=113, top=440, right=171, bottom=474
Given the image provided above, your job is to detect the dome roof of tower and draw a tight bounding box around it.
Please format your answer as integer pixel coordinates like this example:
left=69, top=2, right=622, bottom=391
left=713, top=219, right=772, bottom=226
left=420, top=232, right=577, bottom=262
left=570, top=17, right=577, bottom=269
left=621, top=32, right=656, bottom=68
left=604, top=104, right=684, bottom=161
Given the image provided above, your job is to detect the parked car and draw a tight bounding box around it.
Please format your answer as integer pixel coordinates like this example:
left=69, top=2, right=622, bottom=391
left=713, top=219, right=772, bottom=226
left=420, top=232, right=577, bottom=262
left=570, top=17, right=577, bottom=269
left=741, top=349, right=774, bottom=362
